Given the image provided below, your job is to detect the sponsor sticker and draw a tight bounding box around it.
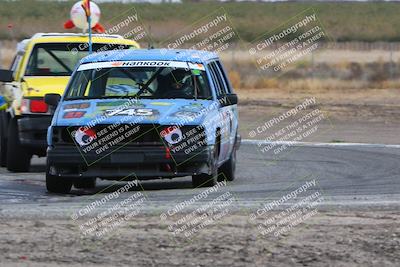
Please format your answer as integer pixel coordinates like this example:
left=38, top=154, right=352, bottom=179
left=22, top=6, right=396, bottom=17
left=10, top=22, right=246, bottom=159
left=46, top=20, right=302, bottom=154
left=77, top=61, right=205, bottom=71
left=63, top=102, right=90, bottom=110
left=150, top=102, right=174, bottom=106
left=63, top=111, right=86, bottom=119
left=74, top=127, right=97, bottom=147
left=160, top=126, right=183, bottom=145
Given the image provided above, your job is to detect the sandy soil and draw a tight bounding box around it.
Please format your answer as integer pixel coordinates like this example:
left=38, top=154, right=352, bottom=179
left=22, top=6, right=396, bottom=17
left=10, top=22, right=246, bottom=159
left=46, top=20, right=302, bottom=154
left=1, top=44, right=399, bottom=144
left=237, top=88, right=400, bottom=144
left=2, top=44, right=398, bottom=68
left=220, top=49, right=400, bottom=64
left=0, top=86, right=398, bottom=267
left=0, top=210, right=399, bottom=267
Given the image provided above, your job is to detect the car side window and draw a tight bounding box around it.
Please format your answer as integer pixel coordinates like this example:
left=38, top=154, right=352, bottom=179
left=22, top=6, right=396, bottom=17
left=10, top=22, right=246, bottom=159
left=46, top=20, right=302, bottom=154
left=10, top=53, right=23, bottom=78
left=67, top=70, right=91, bottom=98
left=207, top=62, right=224, bottom=97
left=210, top=61, right=230, bottom=96
left=9, top=56, right=17, bottom=71
left=215, top=61, right=232, bottom=94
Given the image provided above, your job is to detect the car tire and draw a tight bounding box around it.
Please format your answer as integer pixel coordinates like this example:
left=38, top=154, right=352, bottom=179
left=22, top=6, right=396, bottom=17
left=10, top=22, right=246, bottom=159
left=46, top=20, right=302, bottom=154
left=192, top=139, right=219, bottom=188
left=74, top=178, right=96, bottom=189
left=46, top=173, right=73, bottom=194
left=192, top=172, right=217, bottom=188
left=0, top=111, right=8, bottom=167
left=218, top=144, right=236, bottom=182
left=6, top=117, right=31, bottom=172
left=0, top=136, right=6, bottom=167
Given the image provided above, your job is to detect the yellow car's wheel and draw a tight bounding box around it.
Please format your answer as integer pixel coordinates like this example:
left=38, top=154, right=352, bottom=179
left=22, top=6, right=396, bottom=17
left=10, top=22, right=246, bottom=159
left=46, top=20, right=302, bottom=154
left=6, top=118, right=31, bottom=172
left=0, top=111, right=8, bottom=167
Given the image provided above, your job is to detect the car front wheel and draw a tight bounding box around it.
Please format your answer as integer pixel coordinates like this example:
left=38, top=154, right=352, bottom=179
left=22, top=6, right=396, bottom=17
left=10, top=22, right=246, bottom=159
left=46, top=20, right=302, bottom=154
left=218, top=145, right=236, bottom=182
left=74, top=178, right=96, bottom=189
left=192, top=144, right=219, bottom=188
left=0, top=111, right=8, bottom=167
left=46, top=172, right=73, bottom=194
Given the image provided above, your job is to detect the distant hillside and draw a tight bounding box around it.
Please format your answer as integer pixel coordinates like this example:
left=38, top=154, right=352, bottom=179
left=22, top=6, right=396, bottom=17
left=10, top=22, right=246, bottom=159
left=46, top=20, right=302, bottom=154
left=0, top=1, right=399, bottom=42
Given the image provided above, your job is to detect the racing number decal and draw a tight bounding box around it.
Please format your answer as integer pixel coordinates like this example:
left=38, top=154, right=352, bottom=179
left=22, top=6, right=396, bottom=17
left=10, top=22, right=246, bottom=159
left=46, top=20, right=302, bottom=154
left=105, top=108, right=157, bottom=116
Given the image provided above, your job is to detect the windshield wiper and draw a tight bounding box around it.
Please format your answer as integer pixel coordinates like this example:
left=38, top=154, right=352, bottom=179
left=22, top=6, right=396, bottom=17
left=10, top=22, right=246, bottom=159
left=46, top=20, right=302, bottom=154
left=135, top=67, right=163, bottom=97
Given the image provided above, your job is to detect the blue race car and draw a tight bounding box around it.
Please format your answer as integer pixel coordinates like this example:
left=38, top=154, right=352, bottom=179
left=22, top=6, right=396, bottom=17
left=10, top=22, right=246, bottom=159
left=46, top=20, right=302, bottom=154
left=45, top=49, right=240, bottom=193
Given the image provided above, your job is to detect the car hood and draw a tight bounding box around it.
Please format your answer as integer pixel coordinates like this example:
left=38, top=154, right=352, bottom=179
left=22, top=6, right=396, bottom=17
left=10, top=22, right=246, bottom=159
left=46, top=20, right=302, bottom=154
left=53, top=98, right=218, bottom=127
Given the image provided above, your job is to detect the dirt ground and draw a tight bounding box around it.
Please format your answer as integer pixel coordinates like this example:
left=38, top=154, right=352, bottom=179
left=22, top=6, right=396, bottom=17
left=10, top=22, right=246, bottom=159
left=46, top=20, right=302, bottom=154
left=1, top=50, right=399, bottom=266
left=0, top=210, right=399, bottom=267
left=237, top=87, right=400, bottom=144
left=1, top=44, right=399, bottom=144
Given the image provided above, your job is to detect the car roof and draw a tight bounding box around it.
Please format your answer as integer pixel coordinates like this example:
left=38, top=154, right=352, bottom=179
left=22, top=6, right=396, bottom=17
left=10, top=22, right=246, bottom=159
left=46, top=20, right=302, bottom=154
left=16, top=33, right=140, bottom=52
left=32, top=37, right=138, bottom=46
left=80, top=49, right=219, bottom=64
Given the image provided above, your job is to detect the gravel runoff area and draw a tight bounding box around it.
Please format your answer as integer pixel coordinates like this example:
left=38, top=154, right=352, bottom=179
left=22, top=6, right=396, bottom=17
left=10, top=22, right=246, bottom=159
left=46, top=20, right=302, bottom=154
left=0, top=209, right=399, bottom=267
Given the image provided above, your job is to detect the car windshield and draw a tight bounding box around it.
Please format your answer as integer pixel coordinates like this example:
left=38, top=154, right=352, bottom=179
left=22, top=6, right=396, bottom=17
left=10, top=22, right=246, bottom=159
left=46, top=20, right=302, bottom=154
left=25, top=43, right=133, bottom=76
left=65, top=62, right=212, bottom=100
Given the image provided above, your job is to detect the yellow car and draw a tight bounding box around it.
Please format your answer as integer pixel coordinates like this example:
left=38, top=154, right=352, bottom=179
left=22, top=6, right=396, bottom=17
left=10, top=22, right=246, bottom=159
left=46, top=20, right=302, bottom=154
left=0, top=33, right=139, bottom=172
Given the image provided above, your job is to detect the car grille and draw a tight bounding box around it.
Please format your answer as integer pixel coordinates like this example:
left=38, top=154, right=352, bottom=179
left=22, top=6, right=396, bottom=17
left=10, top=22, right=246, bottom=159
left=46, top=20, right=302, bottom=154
left=52, top=124, right=162, bottom=146
left=51, top=124, right=207, bottom=148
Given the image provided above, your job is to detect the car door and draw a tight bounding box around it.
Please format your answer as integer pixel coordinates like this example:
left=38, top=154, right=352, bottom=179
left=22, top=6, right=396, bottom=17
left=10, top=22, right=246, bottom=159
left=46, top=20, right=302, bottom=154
left=214, top=60, right=238, bottom=158
left=207, top=61, right=232, bottom=163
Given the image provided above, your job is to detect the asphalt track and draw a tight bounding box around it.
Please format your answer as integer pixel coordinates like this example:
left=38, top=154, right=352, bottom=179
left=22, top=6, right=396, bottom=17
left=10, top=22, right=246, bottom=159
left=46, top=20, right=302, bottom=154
left=0, top=142, right=399, bottom=219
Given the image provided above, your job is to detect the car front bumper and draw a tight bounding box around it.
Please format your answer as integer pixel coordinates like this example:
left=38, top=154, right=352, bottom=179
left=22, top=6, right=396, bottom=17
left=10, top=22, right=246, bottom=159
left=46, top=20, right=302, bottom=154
left=18, top=116, right=52, bottom=149
left=47, top=144, right=214, bottom=180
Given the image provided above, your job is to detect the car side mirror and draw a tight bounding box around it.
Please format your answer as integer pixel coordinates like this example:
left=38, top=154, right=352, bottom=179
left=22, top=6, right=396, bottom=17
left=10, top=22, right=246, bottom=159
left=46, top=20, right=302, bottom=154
left=219, top=93, right=238, bottom=106
left=0, top=69, right=13, bottom=82
left=44, top=93, right=61, bottom=106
